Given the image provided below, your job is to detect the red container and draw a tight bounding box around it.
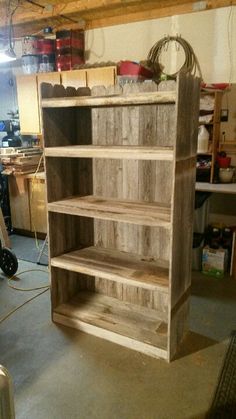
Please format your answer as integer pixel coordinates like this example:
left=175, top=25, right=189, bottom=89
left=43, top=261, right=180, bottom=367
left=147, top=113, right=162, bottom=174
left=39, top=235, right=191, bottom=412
left=56, top=53, right=84, bottom=71
left=216, top=156, right=231, bottom=168
left=118, top=60, right=153, bottom=78
left=37, top=39, right=55, bottom=55
left=55, top=29, right=85, bottom=71
left=56, top=37, right=84, bottom=51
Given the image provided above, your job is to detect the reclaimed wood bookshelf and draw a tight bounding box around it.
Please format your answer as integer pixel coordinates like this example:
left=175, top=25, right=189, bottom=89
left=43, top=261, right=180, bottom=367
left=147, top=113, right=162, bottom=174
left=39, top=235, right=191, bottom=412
left=42, top=73, right=200, bottom=361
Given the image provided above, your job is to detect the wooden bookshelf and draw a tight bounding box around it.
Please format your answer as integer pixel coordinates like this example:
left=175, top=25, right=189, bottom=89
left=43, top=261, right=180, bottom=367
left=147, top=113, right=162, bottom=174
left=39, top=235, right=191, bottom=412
left=42, top=75, right=200, bottom=361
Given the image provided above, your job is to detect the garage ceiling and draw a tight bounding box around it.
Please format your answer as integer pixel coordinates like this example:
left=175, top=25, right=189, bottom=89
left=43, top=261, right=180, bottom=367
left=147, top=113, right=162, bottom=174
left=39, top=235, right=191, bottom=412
left=0, top=0, right=235, bottom=38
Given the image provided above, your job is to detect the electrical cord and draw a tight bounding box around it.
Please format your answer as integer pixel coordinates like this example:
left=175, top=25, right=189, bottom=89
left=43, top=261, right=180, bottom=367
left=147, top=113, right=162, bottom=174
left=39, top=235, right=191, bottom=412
left=0, top=287, right=49, bottom=325
left=7, top=268, right=49, bottom=291
left=147, top=35, right=202, bottom=80
left=0, top=268, right=50, bottom=325
left=29, top=153, right=48, bottom=256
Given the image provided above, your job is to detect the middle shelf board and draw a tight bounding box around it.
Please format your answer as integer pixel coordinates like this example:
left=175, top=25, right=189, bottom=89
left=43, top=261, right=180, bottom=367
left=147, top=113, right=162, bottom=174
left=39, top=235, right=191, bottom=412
left=51, top=246, right=169, bottom=292
left=48, top=195, right=171, bottom=228
left=44, top=146, right=174, bottom=161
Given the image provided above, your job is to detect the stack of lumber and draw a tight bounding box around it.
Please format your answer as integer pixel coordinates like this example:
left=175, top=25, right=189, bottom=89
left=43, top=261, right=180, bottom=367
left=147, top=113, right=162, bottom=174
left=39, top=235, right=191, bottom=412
left=1, top=147, right=43, bottom=176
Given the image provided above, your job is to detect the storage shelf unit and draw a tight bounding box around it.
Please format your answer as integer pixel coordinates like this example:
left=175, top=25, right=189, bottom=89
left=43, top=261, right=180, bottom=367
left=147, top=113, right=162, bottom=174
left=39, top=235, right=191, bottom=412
left=197, top=90, right=223, bottom=183
left=42, top=75, right=200, bottom=361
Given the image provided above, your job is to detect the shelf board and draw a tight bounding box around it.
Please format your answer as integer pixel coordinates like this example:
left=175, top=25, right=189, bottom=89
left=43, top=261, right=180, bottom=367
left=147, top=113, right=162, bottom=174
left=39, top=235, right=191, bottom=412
left=51, top=246, right=169, bottom=292
left=48, top=195, right=171, bottom=227
left=42, top=91, right=176, bottom=108
left=197, top=152, right=212, bottom=156
left=44, top=145, right=174, bottom=160
left=196, top=181, right=236, bottom=194
left=219, top=142, right=236, bottom=145
left=53, top=291, right=168, bottom=359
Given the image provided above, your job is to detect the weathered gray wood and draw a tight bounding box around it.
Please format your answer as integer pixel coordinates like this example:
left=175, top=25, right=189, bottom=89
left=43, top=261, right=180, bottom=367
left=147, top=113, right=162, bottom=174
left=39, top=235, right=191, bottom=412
left=48, top=195, right=171, bottom=227
left=45, top=158, right=92, bottom=203
left=53, top=291, right=168, bottom=350
left=48, top=213, right=93, bottom=258
left=175, top=72, right=200, bottom=159
left=43, top=74, right=200, bottom=361
left=51, top=246, right=169, bottom=291
left=41, top=91, right=176, bottom=108
left=170, top=157, right=197, bottom=309
left=44, top=145, right=174, bottom=160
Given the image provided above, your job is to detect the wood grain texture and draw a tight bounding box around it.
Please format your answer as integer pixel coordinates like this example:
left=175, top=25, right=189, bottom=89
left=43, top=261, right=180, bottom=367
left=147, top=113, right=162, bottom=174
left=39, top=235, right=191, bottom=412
left=41, top=91, right=176, bottom=108
left=44, top=145, right=174, bottom=160
left=53, top=291, right=168, bottom=349
left=43, top=75, right=200, bottom=361
left=53, top=311, right=168, bottom=360
left=170, top=157, right=197, bottom=310
left=51, top=246, right=169, bottom=292
left=175, top=72, right=200, bottom=159
left=168, top=298, right=190, bottom=361
left=45, top=158, right=93, bottom=203
left=4, top=0, right=236, bottom=38
left=48, top=195, right=171, bottom=227
left=48, top=213, right=94, bottom=258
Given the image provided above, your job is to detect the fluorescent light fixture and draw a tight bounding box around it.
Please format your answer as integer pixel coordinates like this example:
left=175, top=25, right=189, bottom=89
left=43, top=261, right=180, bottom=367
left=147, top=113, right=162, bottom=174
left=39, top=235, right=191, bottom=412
left=0, top=48, right=16, bottom=63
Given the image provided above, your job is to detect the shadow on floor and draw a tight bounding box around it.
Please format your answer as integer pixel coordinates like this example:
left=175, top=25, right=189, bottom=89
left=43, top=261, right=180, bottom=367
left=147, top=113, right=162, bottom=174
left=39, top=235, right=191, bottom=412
left=174, top=331, right=218, bottom=360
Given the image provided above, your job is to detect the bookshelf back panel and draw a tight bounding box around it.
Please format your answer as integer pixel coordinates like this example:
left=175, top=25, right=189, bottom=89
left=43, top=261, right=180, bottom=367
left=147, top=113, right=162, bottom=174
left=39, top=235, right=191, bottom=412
left=51, top=267, right=168, bottom=314
left=45, top=157, right=93, bottom=202
left=51, top=267, right=93, bottom=308
left=48, top=213, right=94, bottom=258
left=94, top=220, right=170, bottom=262
left=43, top=107, right=92, bottom=147
left=92, top=103, right=176, bottom=147
left=93, top=159, right=173, bottom=204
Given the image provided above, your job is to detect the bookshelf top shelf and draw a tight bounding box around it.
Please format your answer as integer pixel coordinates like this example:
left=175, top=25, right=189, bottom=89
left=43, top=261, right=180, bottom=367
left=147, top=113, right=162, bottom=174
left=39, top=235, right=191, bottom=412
left=41, top=91, right=176, bottom=108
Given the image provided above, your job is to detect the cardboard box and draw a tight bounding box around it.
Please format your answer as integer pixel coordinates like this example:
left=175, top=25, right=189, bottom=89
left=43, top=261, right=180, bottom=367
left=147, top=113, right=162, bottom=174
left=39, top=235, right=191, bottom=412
left=202, top=246, right=228, bottom=278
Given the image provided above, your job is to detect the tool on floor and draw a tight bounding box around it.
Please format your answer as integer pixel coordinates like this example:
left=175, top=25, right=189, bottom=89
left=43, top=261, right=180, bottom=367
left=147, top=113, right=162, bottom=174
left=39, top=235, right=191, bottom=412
left=0, top=239, right=18, bottom=276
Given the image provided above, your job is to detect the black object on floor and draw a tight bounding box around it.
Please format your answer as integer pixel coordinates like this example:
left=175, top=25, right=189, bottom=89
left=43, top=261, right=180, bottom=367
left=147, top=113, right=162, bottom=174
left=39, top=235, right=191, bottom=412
left=208, top=331, right=236, bottom=418
left=10, top=234, right=48, bottom=266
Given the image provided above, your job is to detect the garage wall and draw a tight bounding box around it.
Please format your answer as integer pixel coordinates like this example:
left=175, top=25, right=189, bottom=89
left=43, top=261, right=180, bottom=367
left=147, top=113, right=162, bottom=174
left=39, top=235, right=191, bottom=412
left=85, top=6, right=236, bottom=83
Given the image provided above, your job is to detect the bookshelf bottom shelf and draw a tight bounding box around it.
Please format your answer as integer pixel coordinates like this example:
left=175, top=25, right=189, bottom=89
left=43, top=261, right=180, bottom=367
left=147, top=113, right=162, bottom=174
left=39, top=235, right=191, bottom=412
left=53, top=291, right=168, bottom=359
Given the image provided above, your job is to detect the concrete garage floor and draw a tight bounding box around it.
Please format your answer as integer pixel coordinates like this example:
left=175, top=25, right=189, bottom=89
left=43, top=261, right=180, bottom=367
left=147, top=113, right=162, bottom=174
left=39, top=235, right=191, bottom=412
left=0, top=260, right=235, bottom=419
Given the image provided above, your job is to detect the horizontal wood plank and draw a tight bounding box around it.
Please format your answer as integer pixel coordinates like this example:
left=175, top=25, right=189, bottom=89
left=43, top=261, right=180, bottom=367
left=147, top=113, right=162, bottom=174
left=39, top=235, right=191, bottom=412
left=51, top=246, right=169, bottom=292
left=42, top=91, right=176, bottom=108
left=53, top=291, right=168, bottom=354
left=48, top=195, right=171, bottom=227
left=44, top=145, right=174, bottom=160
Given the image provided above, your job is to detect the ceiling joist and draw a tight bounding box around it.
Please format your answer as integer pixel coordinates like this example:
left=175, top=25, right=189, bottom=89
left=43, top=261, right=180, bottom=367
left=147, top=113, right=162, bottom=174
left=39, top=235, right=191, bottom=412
left=0, top=0, right=235, bottom=38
